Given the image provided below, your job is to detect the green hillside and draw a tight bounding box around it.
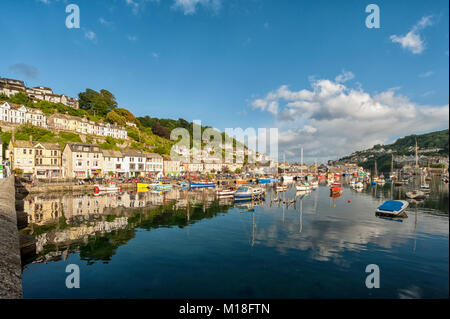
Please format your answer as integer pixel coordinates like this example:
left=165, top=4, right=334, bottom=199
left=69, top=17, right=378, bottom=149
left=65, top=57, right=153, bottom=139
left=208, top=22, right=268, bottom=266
left=0, top=89, right=244, bottom=155
left=339, top=129, right=449, bottom=174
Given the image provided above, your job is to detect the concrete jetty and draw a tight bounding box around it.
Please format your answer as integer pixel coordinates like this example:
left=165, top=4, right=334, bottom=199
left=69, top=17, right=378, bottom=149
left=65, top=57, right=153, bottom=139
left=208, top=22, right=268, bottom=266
left=0, top=176, right=22, bottom=299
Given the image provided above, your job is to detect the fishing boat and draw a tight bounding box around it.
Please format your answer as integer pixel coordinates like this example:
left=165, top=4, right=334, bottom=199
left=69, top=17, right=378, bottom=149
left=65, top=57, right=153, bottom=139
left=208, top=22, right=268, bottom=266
left=94, top=182, right=121, bottom=193
left=189, top=181, right=216, bottom=188
left=216, top=188, right=236, bottom=197
left=405, top=190, right=426, bottom=200
left=376, top=200, right=409, bottom=217
left=234, top=186, right=264, bottom=201
left=236, top=179, right=252, bottom=185
left=330, top=182, right=342, bottom=194
left=258, top=177, right=274, bottom=184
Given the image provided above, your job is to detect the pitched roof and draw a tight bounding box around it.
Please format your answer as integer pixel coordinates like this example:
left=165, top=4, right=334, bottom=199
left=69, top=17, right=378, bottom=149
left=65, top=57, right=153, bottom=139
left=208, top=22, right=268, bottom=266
left=65, top=143, right=102, bottom=153
left=102, top=149, right=123, bottom=158
left=32, top=142, right=61, bottom=150
left=122, top=149, right=144, bottom=157
left=12, top=140, right=33, bottom=148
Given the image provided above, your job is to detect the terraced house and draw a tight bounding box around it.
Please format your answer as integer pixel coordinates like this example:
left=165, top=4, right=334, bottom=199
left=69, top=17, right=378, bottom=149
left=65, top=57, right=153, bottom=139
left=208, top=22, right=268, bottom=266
left=102, top=149, right=126, bottom=177
left=33, top=142, right=62, bottom=178
left=7, top=136, right=35, bottom=177
left=47, top=111, right=128, bottom=139
left=62, top=143, right=104, bottom=179
left=0, top=101, right=47, bottom=127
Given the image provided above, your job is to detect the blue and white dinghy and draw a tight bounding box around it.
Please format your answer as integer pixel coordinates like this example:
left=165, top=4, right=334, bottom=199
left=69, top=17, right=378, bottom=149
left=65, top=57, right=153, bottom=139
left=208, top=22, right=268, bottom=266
left=376, top=200, right=409, bottom=217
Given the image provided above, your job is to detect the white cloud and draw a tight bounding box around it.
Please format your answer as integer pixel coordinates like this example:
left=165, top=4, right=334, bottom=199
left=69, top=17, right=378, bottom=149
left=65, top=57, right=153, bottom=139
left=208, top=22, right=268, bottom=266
left=172, top=0, right=222, bottom=15
left=84, top=30, right=97, bottom=42
left=99, top=17, right=113, bottom=27
left=334, top=70, right=355, bottom=83
left=125, top=0, right=160, bottom=15
left=421, top=90, right=436, bottom=97
left=250, top=74, right=449, bottom=163
left=390, top=15, right=434, bottom=54
left=127, top=35, right=138, bottom=41
left=418, top=71, right=434, bottom=78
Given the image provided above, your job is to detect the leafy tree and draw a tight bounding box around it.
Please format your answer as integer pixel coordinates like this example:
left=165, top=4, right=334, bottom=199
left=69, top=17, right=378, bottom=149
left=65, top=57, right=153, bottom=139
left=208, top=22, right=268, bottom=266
left=114, top=108, right=135, bottom=123
left=9, top=92, right=31, bottom=106
left=106, top=110, right=126, bottom=126
left=151, top=122, right=170, bottom=139
left=78, top=88, right=117, bottom=116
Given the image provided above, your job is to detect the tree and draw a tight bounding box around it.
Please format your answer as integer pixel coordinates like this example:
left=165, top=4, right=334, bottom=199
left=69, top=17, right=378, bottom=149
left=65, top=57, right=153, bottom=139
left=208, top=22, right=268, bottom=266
left=106, top=110, right=126, bottom=126
left=152, top=122, right=170, bottom=139
left=115, top=108, right=135, bottom=123
left=78, top=88, right=118, bottom=117
left=9, top=92, right=31, bottom=106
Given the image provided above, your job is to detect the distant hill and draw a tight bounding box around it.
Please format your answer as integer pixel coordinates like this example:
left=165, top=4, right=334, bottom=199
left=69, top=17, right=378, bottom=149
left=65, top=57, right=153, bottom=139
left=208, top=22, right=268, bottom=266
left=337, top=129, right=449, bottom=173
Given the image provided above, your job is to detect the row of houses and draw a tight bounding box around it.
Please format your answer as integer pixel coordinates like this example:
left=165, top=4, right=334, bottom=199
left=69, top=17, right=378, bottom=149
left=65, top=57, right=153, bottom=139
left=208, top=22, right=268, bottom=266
left=0, top=101, right=128, bottom=139
left=4, top=138, right=246, bottom=179
left=5, top=138, right=164, bottom=179
left=0, top=78, right=79, bottom=108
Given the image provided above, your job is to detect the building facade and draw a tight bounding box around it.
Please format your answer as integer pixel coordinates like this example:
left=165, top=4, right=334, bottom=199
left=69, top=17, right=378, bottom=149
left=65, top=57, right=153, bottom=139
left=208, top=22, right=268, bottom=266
left=33, top=142, right=62, bottom=178
left=62, top=143, right=104, bottom=179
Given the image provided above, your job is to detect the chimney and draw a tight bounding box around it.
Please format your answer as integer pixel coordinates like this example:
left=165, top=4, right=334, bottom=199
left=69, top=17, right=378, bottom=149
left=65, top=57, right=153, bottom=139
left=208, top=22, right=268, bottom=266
left=29, top=135, right=33, bottom=143
left=11, top=131, right=15, bottom=143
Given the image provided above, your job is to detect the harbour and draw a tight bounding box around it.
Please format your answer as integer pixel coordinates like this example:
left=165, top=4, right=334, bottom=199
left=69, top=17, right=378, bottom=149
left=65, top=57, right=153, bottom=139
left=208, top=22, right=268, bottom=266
left=18, top=176, right=448, bottom=298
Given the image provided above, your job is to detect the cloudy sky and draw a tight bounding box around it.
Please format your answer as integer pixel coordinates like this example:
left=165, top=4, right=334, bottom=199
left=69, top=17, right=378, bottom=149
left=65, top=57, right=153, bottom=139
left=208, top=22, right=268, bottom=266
left=0, top=0, right=448, bottom=163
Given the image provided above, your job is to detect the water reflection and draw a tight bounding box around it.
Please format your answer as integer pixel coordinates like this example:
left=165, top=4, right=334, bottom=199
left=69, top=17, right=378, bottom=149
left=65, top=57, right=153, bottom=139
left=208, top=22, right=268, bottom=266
left=20, top=178, right=449, bottom=298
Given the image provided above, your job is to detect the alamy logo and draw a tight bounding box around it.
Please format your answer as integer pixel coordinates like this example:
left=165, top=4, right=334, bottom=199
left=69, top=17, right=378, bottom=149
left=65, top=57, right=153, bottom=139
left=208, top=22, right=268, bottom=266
left=365, top=264, right=380, bottom=288
left=365, top=4, right=380, bottom=29
left=65, top=264, right=80, bottom=289
left=66, top=4, right=80, bottom=29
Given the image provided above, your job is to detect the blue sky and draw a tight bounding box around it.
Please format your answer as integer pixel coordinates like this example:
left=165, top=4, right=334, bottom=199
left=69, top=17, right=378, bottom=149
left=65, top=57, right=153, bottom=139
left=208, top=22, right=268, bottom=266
left=1, top=0, right=449, bottom=162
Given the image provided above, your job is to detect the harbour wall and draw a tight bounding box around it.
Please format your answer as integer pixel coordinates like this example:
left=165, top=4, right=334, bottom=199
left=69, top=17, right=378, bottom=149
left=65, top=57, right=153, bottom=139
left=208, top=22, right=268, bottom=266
left=0, top=176, right=22, bottom=299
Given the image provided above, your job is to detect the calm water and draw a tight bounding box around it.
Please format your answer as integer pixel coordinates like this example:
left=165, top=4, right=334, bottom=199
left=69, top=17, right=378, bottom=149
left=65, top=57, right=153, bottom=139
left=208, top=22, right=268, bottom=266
left=21, top=178, right=449, bottom=298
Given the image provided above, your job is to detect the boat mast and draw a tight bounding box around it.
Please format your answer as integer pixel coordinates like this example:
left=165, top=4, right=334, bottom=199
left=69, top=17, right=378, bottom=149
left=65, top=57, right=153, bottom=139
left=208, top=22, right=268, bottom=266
left=374, top=160, right=378, bottom=178
left=415, top=138, right=419, bottom=169
left=300, top=147, right=303, bottom=177
left=391, top=154, right=394, bottom=177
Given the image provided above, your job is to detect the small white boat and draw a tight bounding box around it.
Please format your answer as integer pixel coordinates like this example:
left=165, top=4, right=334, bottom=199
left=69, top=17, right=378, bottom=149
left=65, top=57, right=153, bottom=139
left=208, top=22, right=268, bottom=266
left=406, top=190, right=426, bottom=200
left=420, top=184, right=431, bottom=193
left=94, top=183, right=121, bottom=192
left=296, top=183, right=310, bottom=191
left=217, top=188, right=236, bottom=197
left=376, top=200, right=409, bottom=217
left=276, top=184, right=288, bottom=192
left=234, top=186, right=264, bottom=201
left=354, top=182, right=364, bottom=189
left=281, top=175, right=293, bottom=182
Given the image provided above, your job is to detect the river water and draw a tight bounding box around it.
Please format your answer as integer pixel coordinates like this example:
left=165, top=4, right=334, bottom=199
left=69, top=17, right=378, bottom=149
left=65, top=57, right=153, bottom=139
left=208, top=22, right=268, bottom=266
left=20, top=178, right=449, bottom=298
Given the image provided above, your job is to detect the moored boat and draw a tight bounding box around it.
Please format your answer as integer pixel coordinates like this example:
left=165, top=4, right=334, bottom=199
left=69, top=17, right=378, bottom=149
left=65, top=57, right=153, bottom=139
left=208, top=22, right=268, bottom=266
left=216, top=188, right=236, bottom=197
left=94, top=182, right=121, bottom=193
left=405, top=190, right=426, bottom=200
left=234, top=186, right=265, bottom=201
left=376, top=200, right=409, bottom=217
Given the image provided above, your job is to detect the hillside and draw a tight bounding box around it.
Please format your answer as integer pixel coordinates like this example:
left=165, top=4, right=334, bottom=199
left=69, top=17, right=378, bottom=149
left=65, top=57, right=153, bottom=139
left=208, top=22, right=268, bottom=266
left=337, top=129, right=449, bottom=173
left=0, top=89, right=245, bottom=156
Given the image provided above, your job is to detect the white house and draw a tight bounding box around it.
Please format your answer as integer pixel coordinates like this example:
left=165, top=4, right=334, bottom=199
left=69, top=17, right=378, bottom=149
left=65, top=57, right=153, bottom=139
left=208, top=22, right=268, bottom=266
left=0, top=102, right=47, bottom=127
left=145, top=153, right=163, bottom=177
